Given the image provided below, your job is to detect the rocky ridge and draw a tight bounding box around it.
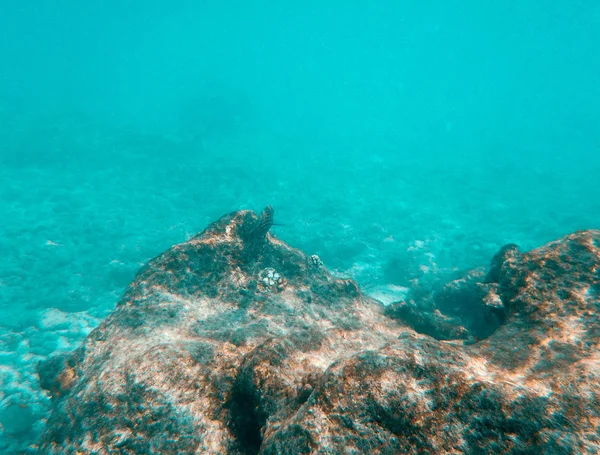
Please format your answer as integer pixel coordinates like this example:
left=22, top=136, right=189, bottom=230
left=36, top=209, right=600, bottom=454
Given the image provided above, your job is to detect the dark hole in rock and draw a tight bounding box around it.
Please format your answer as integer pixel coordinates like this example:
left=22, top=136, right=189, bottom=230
left=227, top=374, right=267, bottom=455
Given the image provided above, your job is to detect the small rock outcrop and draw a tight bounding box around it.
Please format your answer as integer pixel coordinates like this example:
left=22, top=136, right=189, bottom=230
left=37, top=212, right=600, bottom=454
left=385, top=243, right=521, bottom=343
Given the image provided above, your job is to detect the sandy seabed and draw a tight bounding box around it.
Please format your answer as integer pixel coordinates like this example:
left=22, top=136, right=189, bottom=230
left=0, top=115, right=598, bottom=453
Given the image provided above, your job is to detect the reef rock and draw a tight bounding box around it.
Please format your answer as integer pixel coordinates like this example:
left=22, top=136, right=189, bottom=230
left=37, top=214, right=600, bottom=454
left=384, top=242, right=523, bottom=344
left=36, top=210, right=401, bottom=454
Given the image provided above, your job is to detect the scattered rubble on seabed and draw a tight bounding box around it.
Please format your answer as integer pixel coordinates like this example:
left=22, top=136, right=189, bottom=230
left=35, top=208, right=600, bottom=454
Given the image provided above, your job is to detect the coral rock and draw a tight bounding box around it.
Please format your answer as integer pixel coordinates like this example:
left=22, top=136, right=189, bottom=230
left=37, top=216, right=600, bottom=454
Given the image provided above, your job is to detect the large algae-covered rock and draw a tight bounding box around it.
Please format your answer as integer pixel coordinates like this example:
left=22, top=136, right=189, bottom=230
left=261, top=230, right=600, bottom=454
left=36, top=210, right=401, bottom=454
left=37, top=216, right=600, bottom=454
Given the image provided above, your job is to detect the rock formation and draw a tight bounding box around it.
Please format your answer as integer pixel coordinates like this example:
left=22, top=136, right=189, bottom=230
left=36, top=210, right=600, bottom=454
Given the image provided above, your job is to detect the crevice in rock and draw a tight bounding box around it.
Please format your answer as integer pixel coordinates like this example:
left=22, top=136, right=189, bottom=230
left=227, top=372, right=267, bottom=455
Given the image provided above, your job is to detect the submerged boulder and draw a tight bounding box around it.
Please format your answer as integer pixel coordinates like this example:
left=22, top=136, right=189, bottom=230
left=386, top=244, right=516, bottom=342
left=37, top=213, right=600, bottom=454
left=36, top=209, right=401, bottom=454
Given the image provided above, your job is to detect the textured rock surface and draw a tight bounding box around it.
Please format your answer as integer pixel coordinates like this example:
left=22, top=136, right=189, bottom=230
left=35, top=210, right=402, bottom=454
left=386, top=255, right=509, bottom=342
left=265, top=230, right=600, bottom=454
left=385, top=258, right=506, bottom=343
left=36, top=214, right=600, bottom=454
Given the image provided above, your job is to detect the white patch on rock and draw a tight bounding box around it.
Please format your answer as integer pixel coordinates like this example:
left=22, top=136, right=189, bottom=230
left=364, top=284, right=409, bottom=306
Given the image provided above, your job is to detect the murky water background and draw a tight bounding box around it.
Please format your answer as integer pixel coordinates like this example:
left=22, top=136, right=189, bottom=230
left=1, top=2, right=599, bottom=452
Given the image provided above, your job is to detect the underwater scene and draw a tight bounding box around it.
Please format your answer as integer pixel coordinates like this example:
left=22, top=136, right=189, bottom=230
left=1, top=1, right=599, bottom=454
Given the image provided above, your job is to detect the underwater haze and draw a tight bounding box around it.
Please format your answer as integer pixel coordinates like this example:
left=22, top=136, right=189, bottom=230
left=1, top=1, right=599, bottom=452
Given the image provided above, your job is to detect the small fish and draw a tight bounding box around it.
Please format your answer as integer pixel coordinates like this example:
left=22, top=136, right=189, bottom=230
left=248, top=205, right=275, bottom=240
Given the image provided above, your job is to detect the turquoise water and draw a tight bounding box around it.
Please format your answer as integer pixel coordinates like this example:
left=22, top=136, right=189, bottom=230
left=1, top=2, right=599, bottom=452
